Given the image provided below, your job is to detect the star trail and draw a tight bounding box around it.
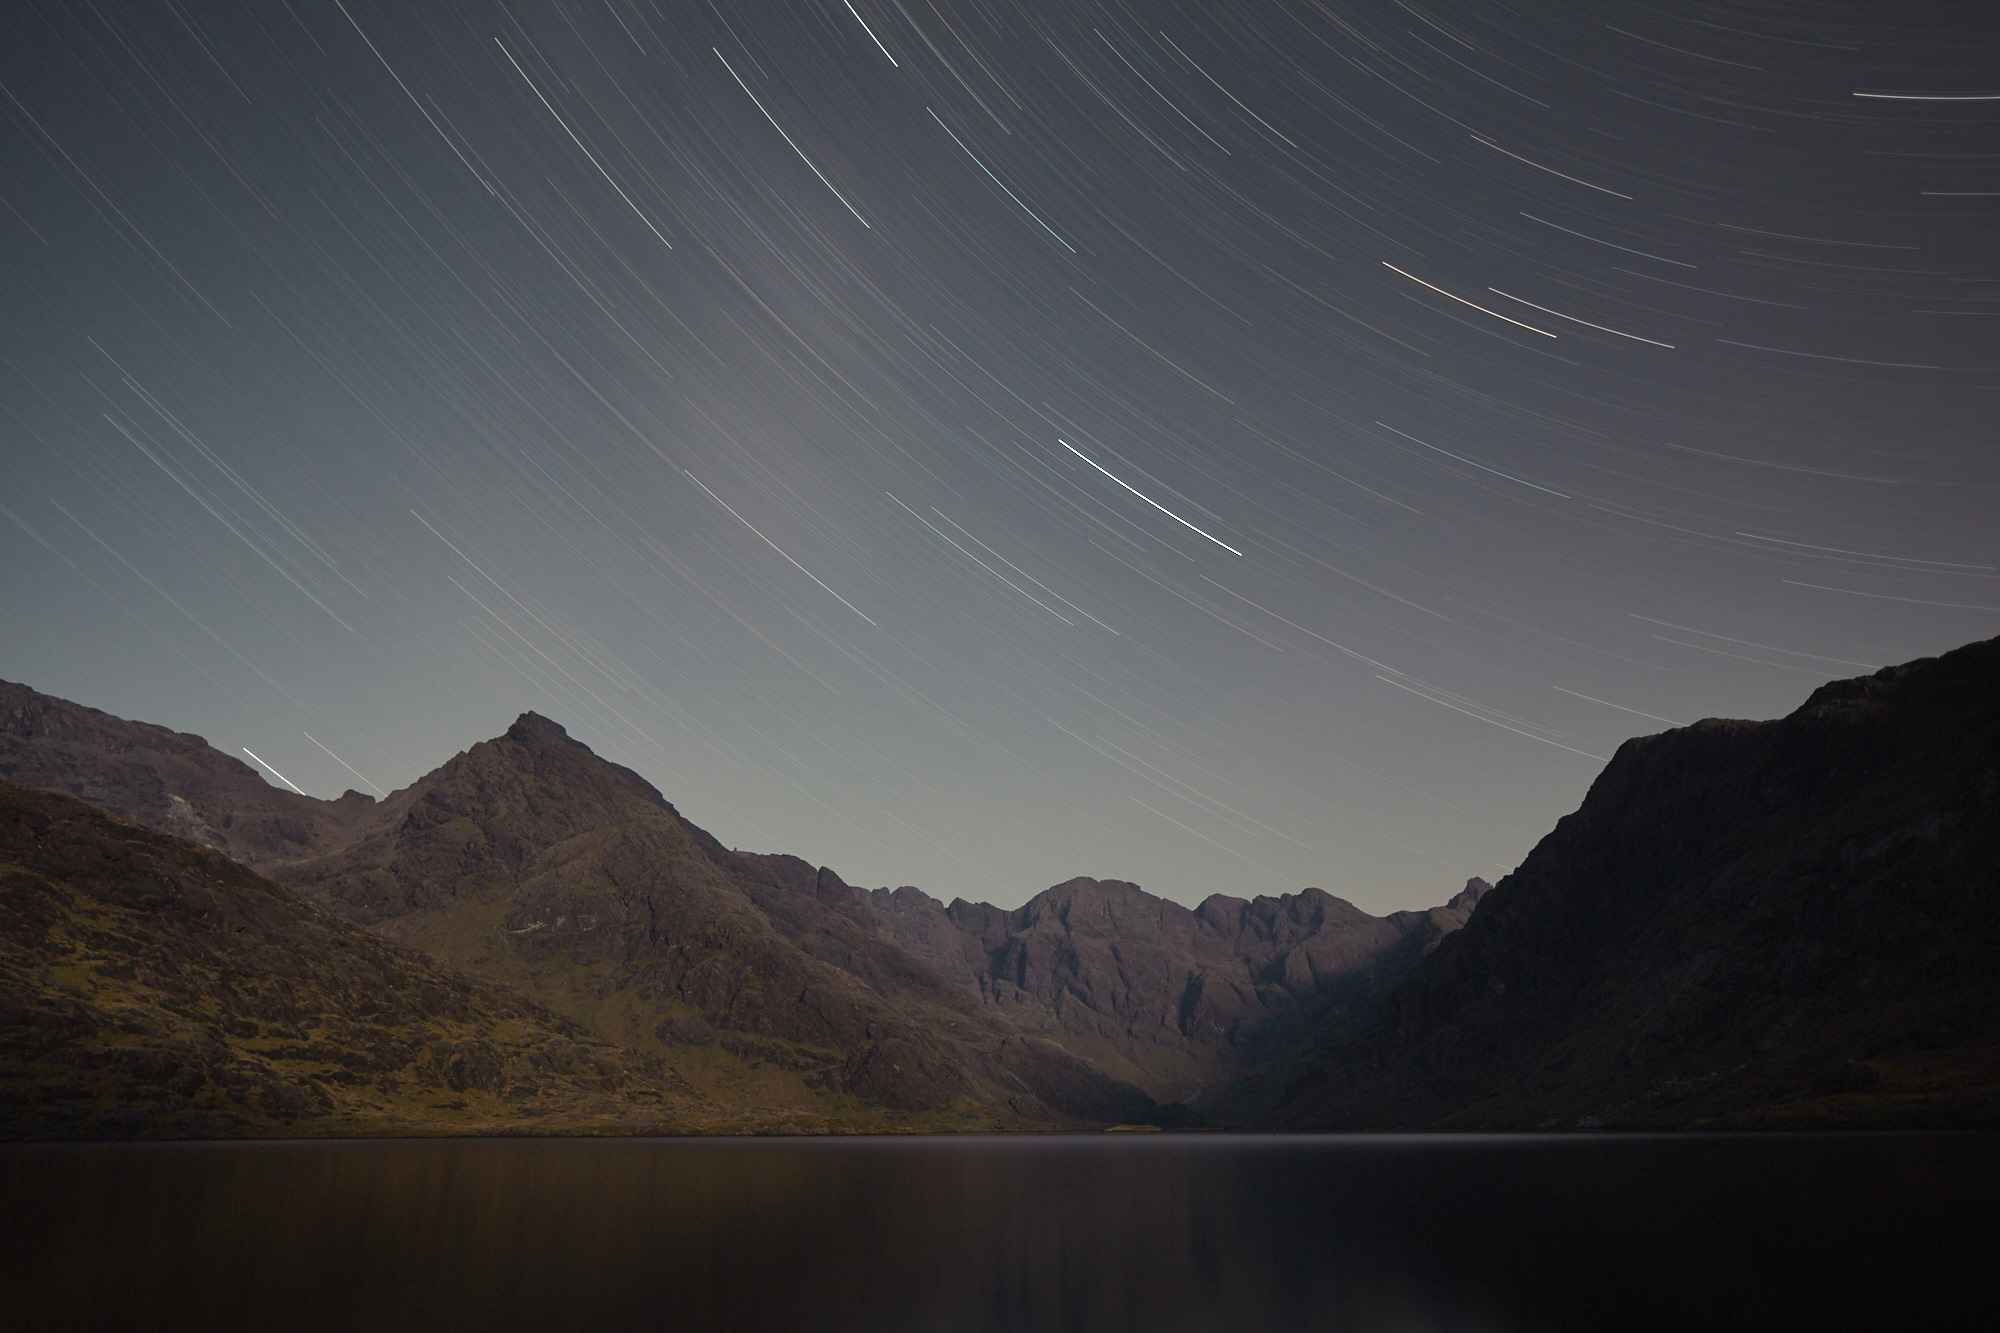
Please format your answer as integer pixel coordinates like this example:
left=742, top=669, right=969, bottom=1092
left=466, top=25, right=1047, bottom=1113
left=2, top=1, right=1994, bottom=911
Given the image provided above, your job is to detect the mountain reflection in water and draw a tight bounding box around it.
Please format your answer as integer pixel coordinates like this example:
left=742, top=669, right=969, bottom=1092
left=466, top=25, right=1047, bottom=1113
left=4, top=1133, right=1994, bottom=1331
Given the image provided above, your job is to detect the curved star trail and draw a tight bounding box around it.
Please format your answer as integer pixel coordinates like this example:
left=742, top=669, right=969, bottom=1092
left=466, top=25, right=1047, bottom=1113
left=1, top=1, right=1994, bottom=910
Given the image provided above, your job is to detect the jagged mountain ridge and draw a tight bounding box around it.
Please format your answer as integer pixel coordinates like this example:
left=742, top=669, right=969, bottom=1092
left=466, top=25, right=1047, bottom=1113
left=10, top=631, right=1998, bottom=1135
left=1, top=685, right=1155, bottom=1126
left=1271, top=634, right=2000, bottom=1131
left=859, top=874, right=1489, bottom=1102
left=652, top=812, right=1488, bottom=1105
left=1, top=676, right=1482, bottom=1123
left=264, top=712, right=1154, bottom=1125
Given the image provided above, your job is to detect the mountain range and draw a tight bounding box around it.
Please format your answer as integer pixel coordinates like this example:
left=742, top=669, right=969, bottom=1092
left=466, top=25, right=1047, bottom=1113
left=1, top=680, right=1476, bottom=1132
left=3, top=633, right=1996, bottom=1136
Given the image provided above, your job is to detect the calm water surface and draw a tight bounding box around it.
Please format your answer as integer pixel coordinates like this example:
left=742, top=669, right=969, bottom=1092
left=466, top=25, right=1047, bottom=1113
left=3, top=1133, right=1994, bottom=1331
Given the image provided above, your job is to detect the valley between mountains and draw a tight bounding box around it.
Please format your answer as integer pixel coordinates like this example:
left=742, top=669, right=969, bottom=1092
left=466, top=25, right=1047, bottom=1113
left=3, top=634, right=1997, bottom=1136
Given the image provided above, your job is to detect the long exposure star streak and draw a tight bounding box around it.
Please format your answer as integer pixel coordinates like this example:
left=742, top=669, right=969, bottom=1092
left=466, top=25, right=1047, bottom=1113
left=1, top=1, right=1993, bottom=911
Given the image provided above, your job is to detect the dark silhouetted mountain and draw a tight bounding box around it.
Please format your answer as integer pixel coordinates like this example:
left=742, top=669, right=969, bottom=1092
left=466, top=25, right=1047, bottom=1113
left=1271, top=636, right=2000, bottom=1130
left=0, top=780, right=727, bottom=1139
left=859, top=875, right=1489, bottom=1108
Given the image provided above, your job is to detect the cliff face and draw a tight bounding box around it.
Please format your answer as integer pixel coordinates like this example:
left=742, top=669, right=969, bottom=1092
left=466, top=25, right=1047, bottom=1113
left=0, top=781, right=721, bottom=1139
left=1272, top=635, right=2000, bottom=1130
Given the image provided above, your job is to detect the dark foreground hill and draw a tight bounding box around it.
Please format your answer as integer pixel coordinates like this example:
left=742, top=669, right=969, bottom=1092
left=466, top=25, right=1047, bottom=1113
left=0, top=781, right=731, bottom=1138
left=1272, top=635, right=2000, bottom=1130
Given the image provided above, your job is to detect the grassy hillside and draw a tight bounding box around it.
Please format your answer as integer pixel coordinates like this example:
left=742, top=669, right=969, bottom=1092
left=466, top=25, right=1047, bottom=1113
left=0, top=780, right=892, bottom=1137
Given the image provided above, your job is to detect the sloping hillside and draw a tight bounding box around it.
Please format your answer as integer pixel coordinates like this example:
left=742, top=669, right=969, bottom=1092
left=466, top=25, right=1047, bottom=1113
left=0, top=781, right=732, bottom=1138
left=0, top=686, right=1156, bottom=1129
left=0, top=681, right=370, bottom=862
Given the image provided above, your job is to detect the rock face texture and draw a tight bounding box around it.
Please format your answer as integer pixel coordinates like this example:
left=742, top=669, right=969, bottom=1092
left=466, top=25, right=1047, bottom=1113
left=1272, top=635, right=2000, bottom=1131
left=860, top=875, right=1489, bottom=1104
left=665, top=834, right=1169, bottom=1122
left=0, top=781, right=717, bottom=1139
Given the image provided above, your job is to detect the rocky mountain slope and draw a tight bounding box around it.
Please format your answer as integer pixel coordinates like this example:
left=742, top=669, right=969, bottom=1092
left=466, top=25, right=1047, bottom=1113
left=0, top=681, right=371, bottom=862
left=860, top=874, right=1489, bottom=1106
left=2, top=675, right=1477, bottom=1127
left=0, top=780, right=730, bottom=1138
left=1272, top=635, right=2000, bottom=1130
left=265, top=713, right=1152, bottom=1127
left=2, top=684, right=1154, bottom=1129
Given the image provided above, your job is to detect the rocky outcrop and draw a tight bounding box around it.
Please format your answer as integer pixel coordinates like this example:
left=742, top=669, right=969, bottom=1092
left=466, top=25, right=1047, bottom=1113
left=1271, top=635, right=2000, bottom=1131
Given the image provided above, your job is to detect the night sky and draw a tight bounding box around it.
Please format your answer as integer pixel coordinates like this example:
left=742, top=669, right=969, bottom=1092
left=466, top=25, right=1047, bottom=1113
left=2, top=2, right=1994, bottom=912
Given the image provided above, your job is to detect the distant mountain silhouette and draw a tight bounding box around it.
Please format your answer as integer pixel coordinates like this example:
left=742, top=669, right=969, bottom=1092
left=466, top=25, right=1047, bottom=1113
left=1271, top=635, right=2000, bottom=1130
left=859, top=874, right=1488, bottom=1111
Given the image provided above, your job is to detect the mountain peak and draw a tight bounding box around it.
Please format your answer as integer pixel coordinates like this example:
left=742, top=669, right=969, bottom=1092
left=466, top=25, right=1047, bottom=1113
left=1447, top=877, right=1494, bottom=913
left=505, top=712, right=571, bottom=745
